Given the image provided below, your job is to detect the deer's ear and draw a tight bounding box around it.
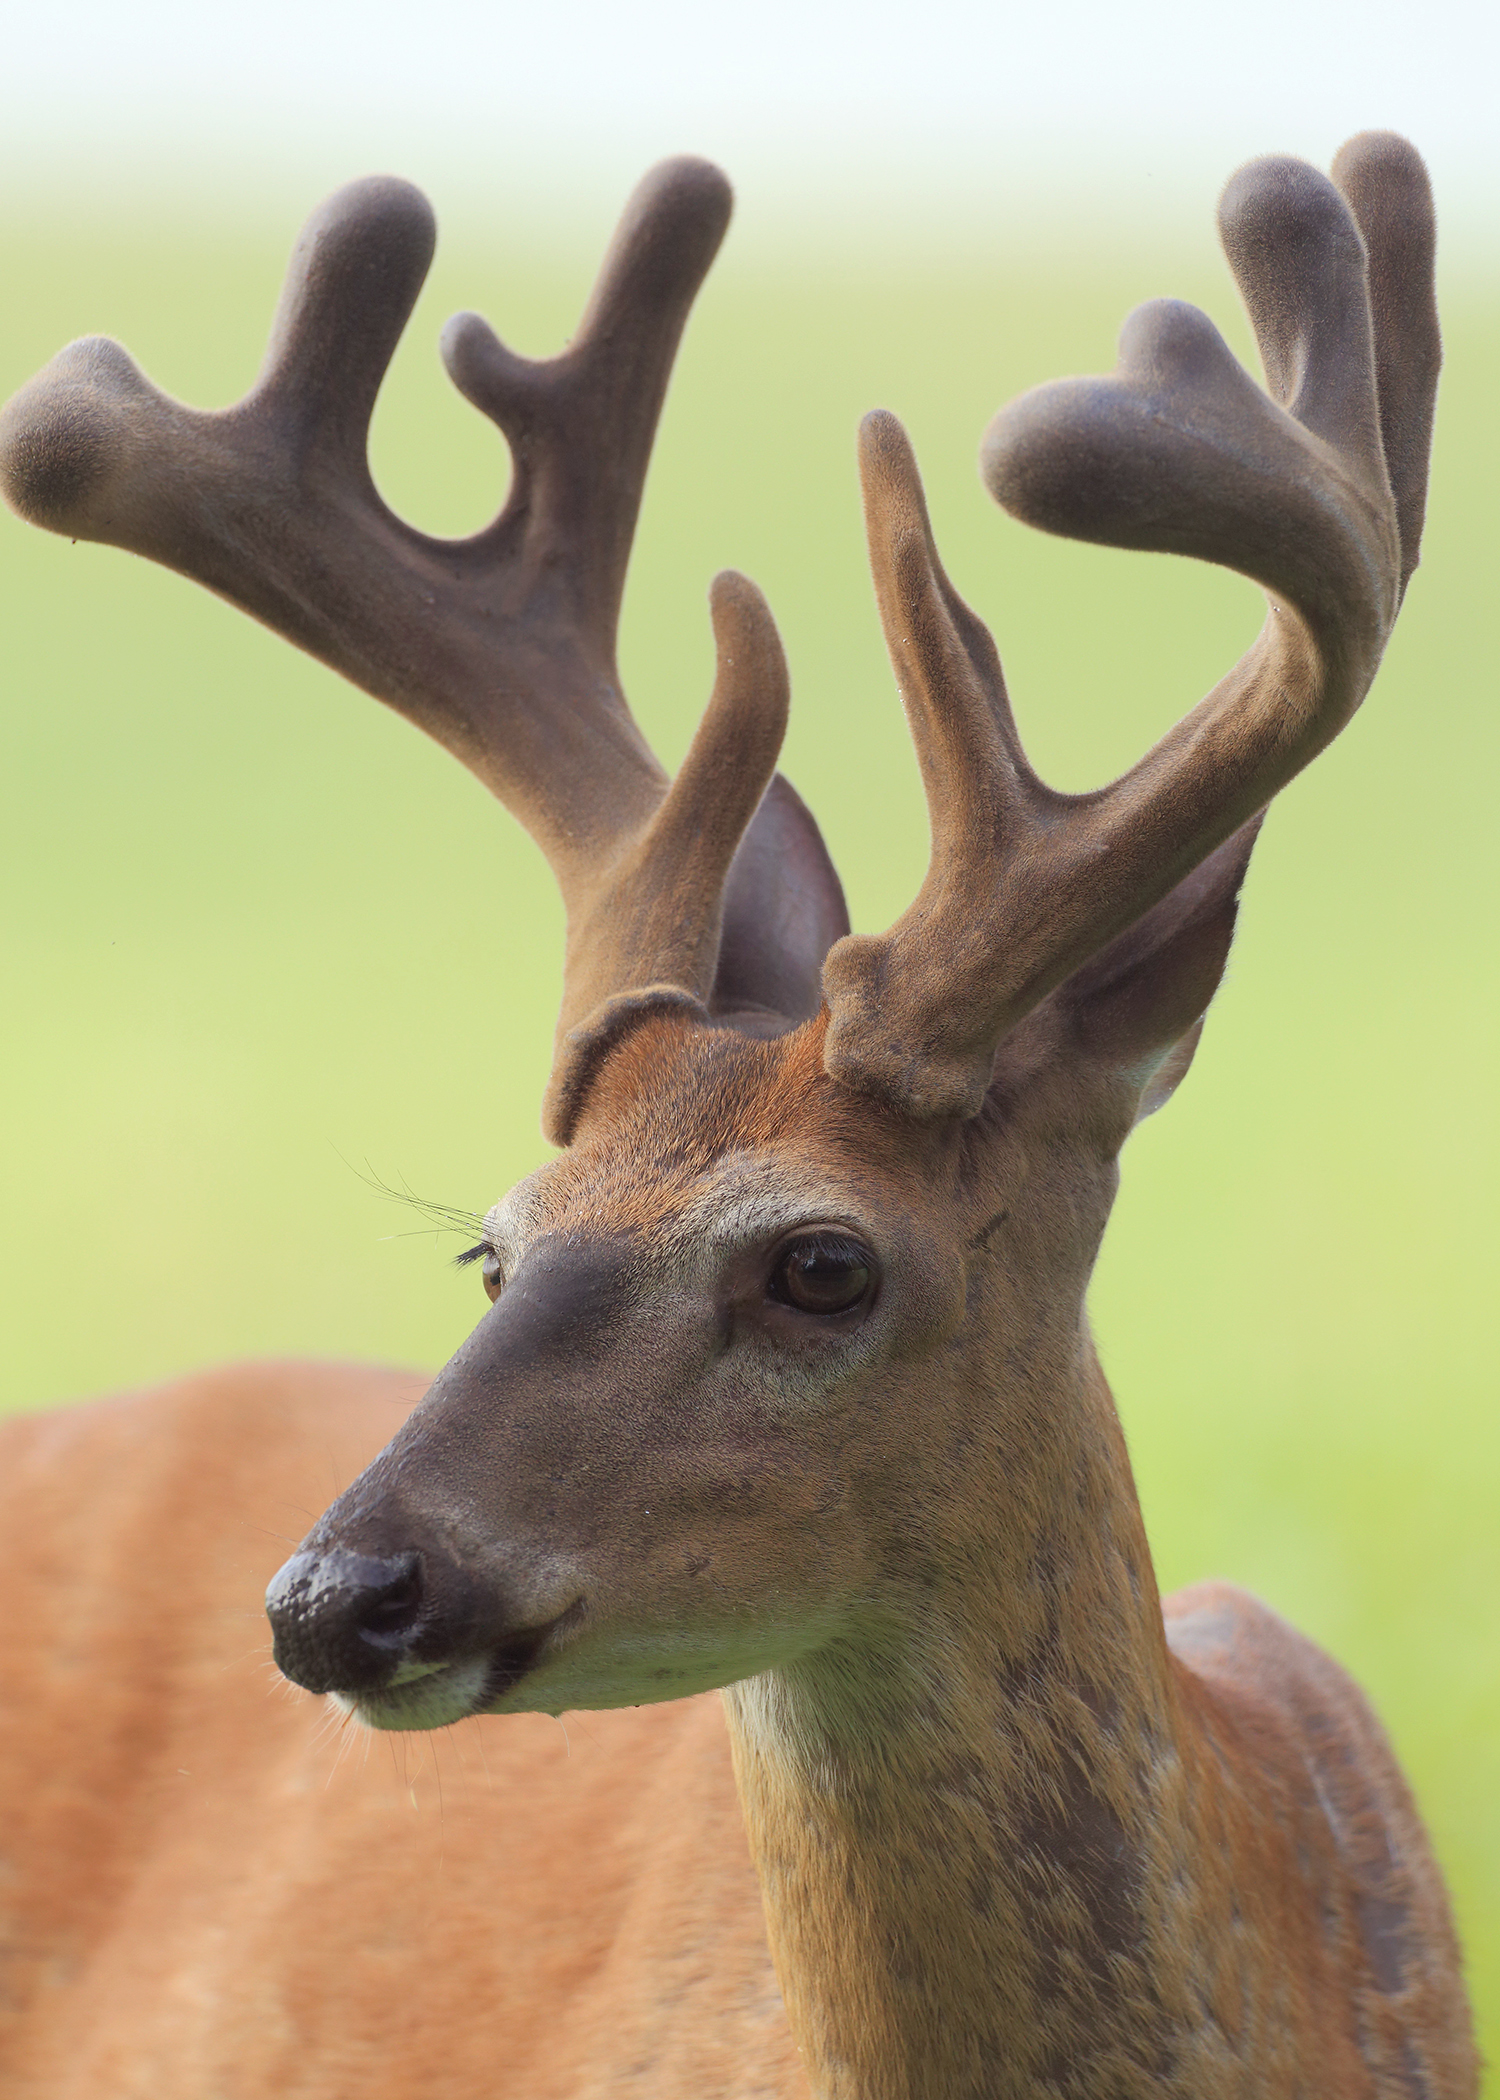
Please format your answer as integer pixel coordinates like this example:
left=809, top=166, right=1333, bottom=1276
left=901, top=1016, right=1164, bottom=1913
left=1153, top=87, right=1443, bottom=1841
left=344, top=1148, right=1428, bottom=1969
left=711, top=774, right=850, bottom=1028
left=1055, top=817, right=1263, bottom=1123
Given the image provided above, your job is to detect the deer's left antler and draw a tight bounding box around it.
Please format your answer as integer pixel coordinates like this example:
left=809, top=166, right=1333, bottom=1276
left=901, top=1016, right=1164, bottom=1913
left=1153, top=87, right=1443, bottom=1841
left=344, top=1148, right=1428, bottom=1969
left=0, top=160, right=810, bottom=1143
left=822, top=132, right=1438, bottom=1120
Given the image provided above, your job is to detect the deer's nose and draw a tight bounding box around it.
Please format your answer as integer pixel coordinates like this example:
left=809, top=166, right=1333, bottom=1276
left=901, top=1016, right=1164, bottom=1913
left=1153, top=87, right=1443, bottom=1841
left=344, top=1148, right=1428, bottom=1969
left=265, top=1548, right=426, bottom=1694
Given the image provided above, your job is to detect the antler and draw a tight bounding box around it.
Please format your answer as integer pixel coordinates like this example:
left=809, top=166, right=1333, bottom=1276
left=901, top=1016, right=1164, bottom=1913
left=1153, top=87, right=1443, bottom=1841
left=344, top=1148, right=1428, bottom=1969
left=822, top=132, right=1439, bottom=1119
left=0, top=159, right=803, bottom=1143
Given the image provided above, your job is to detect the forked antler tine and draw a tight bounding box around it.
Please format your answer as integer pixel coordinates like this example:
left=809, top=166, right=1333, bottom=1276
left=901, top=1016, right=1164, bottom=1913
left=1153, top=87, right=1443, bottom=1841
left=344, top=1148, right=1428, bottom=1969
left=0, top=178, right=437, bottom=629
left=990, top=150, right=1415, bottom=728
left=442, top=156, right=734, bottom=674
left=1329, top=132, right=1440, bottom=597
left=824, top=143, right=1433, bottom=1122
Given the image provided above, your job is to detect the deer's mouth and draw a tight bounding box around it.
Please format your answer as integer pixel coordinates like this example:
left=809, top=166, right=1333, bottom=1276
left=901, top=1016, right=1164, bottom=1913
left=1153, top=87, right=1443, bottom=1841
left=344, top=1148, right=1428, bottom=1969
left=480, top=1611, right=573, bottom=1704
left=336, top=1605, right=581, bottom=1733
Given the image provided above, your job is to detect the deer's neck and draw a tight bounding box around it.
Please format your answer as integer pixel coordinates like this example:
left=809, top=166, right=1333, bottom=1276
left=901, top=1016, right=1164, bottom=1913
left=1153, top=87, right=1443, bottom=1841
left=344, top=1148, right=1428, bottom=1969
left=722, top=1346, right=1206, bottom=2100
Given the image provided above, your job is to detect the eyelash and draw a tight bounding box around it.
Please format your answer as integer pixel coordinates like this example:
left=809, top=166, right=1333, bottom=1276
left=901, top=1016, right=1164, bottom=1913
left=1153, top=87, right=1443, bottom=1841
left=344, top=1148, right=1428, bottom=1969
left=453, top=1241, right=490, bottom=1269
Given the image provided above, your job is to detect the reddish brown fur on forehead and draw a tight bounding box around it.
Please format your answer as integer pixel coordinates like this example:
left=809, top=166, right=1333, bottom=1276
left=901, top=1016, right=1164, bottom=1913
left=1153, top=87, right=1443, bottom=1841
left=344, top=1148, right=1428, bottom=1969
left=540, top=1013, right=855, bottom=1242
left=570, top=1010, right=837, bottom=1172
left=542, top=1006, right=977, bottom=1255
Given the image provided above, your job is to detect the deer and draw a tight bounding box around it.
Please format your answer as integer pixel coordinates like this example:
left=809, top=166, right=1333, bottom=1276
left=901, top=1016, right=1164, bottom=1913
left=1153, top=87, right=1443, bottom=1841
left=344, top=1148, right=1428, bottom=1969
left=0, top=129, right=1477, bottom=2098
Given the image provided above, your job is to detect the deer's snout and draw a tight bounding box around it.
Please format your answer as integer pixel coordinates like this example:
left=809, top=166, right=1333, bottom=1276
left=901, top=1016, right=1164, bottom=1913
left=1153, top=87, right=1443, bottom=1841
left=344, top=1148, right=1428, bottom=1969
left=265, top=1472, right=589, bottom=1723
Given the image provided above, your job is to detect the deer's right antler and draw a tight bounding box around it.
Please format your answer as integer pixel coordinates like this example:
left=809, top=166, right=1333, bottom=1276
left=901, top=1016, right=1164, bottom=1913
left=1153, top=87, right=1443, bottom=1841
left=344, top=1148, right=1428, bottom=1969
left=0, top=159, right=818, bottom=1143
left=822, top=132, right=1439, bottom=1119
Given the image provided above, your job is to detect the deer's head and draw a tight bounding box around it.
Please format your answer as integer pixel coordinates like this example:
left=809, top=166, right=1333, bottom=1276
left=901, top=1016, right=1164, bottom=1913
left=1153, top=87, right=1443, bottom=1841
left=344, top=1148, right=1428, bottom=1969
left=0, top=138, right=1437, bottom=1731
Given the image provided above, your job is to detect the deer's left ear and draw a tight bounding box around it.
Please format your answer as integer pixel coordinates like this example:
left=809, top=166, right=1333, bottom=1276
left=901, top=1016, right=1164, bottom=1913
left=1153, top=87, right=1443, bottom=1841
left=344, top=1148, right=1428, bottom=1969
left=1055, top=816, right=1264, bottom=1124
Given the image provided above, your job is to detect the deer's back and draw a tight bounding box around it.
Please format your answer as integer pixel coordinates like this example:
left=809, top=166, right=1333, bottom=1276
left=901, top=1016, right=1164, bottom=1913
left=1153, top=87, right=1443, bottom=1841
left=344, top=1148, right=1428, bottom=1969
left=0, top=1366, right=802, bottom=2100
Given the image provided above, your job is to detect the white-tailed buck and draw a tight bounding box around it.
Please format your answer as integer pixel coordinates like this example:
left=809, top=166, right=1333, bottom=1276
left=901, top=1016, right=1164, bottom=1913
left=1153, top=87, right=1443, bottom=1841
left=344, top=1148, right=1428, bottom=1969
left=0, top=132, right=1477, bottom=2097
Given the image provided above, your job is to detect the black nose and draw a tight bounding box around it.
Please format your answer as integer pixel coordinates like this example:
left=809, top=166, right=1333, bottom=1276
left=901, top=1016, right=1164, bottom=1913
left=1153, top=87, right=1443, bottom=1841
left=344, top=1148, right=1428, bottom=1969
left=265, top=1548, right=426, bottom=1695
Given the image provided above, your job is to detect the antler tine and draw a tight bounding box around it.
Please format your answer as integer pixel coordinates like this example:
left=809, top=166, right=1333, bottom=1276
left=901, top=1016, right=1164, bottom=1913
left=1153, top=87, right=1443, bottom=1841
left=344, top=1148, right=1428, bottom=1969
left=0, top=177, right=447, bottom=693
left=1328, top=131, right=1441, bottom=600
left=543, top=566, right=790, bottom=1141
left=254, top=176, right=438, bottom=486
left=820, top=413, right=1064, bottom=1111
left=2, top=157, right=800, bottom=1146
left=824, top=140, right=1435, bottom=1122
left=442, top=156, right=731, bottom=692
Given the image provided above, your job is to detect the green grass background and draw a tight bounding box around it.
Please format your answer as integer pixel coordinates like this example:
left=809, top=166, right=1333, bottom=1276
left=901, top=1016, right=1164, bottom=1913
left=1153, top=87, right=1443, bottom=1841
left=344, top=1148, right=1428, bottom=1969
left=2, top=193, right=1495, bottom=2065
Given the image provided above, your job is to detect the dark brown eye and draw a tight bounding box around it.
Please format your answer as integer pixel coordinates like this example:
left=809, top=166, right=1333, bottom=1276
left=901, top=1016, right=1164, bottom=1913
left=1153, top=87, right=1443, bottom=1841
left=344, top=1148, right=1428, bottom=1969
left=768, top=1233, right=874, bottom=1316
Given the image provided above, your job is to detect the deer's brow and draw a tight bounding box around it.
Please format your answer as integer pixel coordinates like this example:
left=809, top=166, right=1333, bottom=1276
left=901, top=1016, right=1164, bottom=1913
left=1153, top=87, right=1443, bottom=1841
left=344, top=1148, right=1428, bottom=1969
left=482, top=1178, right=557, bottom=1265
left=659, top=1168, right=871, bottom=1264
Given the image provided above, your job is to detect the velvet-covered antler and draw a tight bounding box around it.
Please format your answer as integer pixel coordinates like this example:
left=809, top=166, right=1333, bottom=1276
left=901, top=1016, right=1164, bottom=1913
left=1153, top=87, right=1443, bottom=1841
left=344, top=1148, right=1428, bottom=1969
left=0, top=159, right=828, bottom=1143
left=822, top=132, right=1439, bottom=1119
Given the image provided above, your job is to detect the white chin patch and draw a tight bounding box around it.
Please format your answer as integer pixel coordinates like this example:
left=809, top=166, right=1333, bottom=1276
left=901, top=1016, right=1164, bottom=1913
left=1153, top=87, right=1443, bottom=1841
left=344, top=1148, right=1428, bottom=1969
left=336, top=1656, right=492, bottom=1733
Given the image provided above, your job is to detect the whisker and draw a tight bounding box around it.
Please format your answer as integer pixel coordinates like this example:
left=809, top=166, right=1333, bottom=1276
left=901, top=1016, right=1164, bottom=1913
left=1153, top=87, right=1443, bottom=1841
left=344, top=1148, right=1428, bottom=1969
left=332, top=1149, right=489, bottom=1247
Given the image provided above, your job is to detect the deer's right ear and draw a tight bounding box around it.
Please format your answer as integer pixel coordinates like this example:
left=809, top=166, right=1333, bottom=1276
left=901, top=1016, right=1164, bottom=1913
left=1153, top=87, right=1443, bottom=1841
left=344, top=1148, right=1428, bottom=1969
left=710, top=775, right=850, bottom=1028
left=1054, top=817, right=1264, bottom=1124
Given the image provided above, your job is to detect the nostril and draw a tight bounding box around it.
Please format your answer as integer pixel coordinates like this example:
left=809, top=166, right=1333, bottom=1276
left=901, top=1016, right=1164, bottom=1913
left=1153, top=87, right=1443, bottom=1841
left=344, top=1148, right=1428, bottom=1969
left=356, top=1557, right=425, bottom=1647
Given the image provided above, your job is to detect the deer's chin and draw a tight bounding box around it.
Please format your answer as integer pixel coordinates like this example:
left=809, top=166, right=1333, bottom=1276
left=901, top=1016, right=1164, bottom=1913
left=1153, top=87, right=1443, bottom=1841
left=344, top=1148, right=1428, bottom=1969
left=333, top=1656, right=493, bottom=1733
left=471, top=1614, right=840, bottom=1721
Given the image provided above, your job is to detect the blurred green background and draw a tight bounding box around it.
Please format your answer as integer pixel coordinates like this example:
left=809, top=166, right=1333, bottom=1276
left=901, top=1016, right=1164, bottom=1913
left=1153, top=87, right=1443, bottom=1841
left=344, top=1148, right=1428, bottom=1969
left=2, top=195, right=1495, bottom=2063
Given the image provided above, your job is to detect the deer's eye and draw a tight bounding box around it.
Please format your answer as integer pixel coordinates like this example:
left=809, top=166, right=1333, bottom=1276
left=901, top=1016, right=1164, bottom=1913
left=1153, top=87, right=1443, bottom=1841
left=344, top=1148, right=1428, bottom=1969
left=768, top=1233, right=874, bottom=1316
left=455, top=1241, right=506, bottom=1302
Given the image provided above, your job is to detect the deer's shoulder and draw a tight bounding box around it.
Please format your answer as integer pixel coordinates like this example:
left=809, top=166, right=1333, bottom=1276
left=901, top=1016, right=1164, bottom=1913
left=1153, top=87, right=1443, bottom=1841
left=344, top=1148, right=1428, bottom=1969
left=1165, top=1579, right=1470, bottom=2093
